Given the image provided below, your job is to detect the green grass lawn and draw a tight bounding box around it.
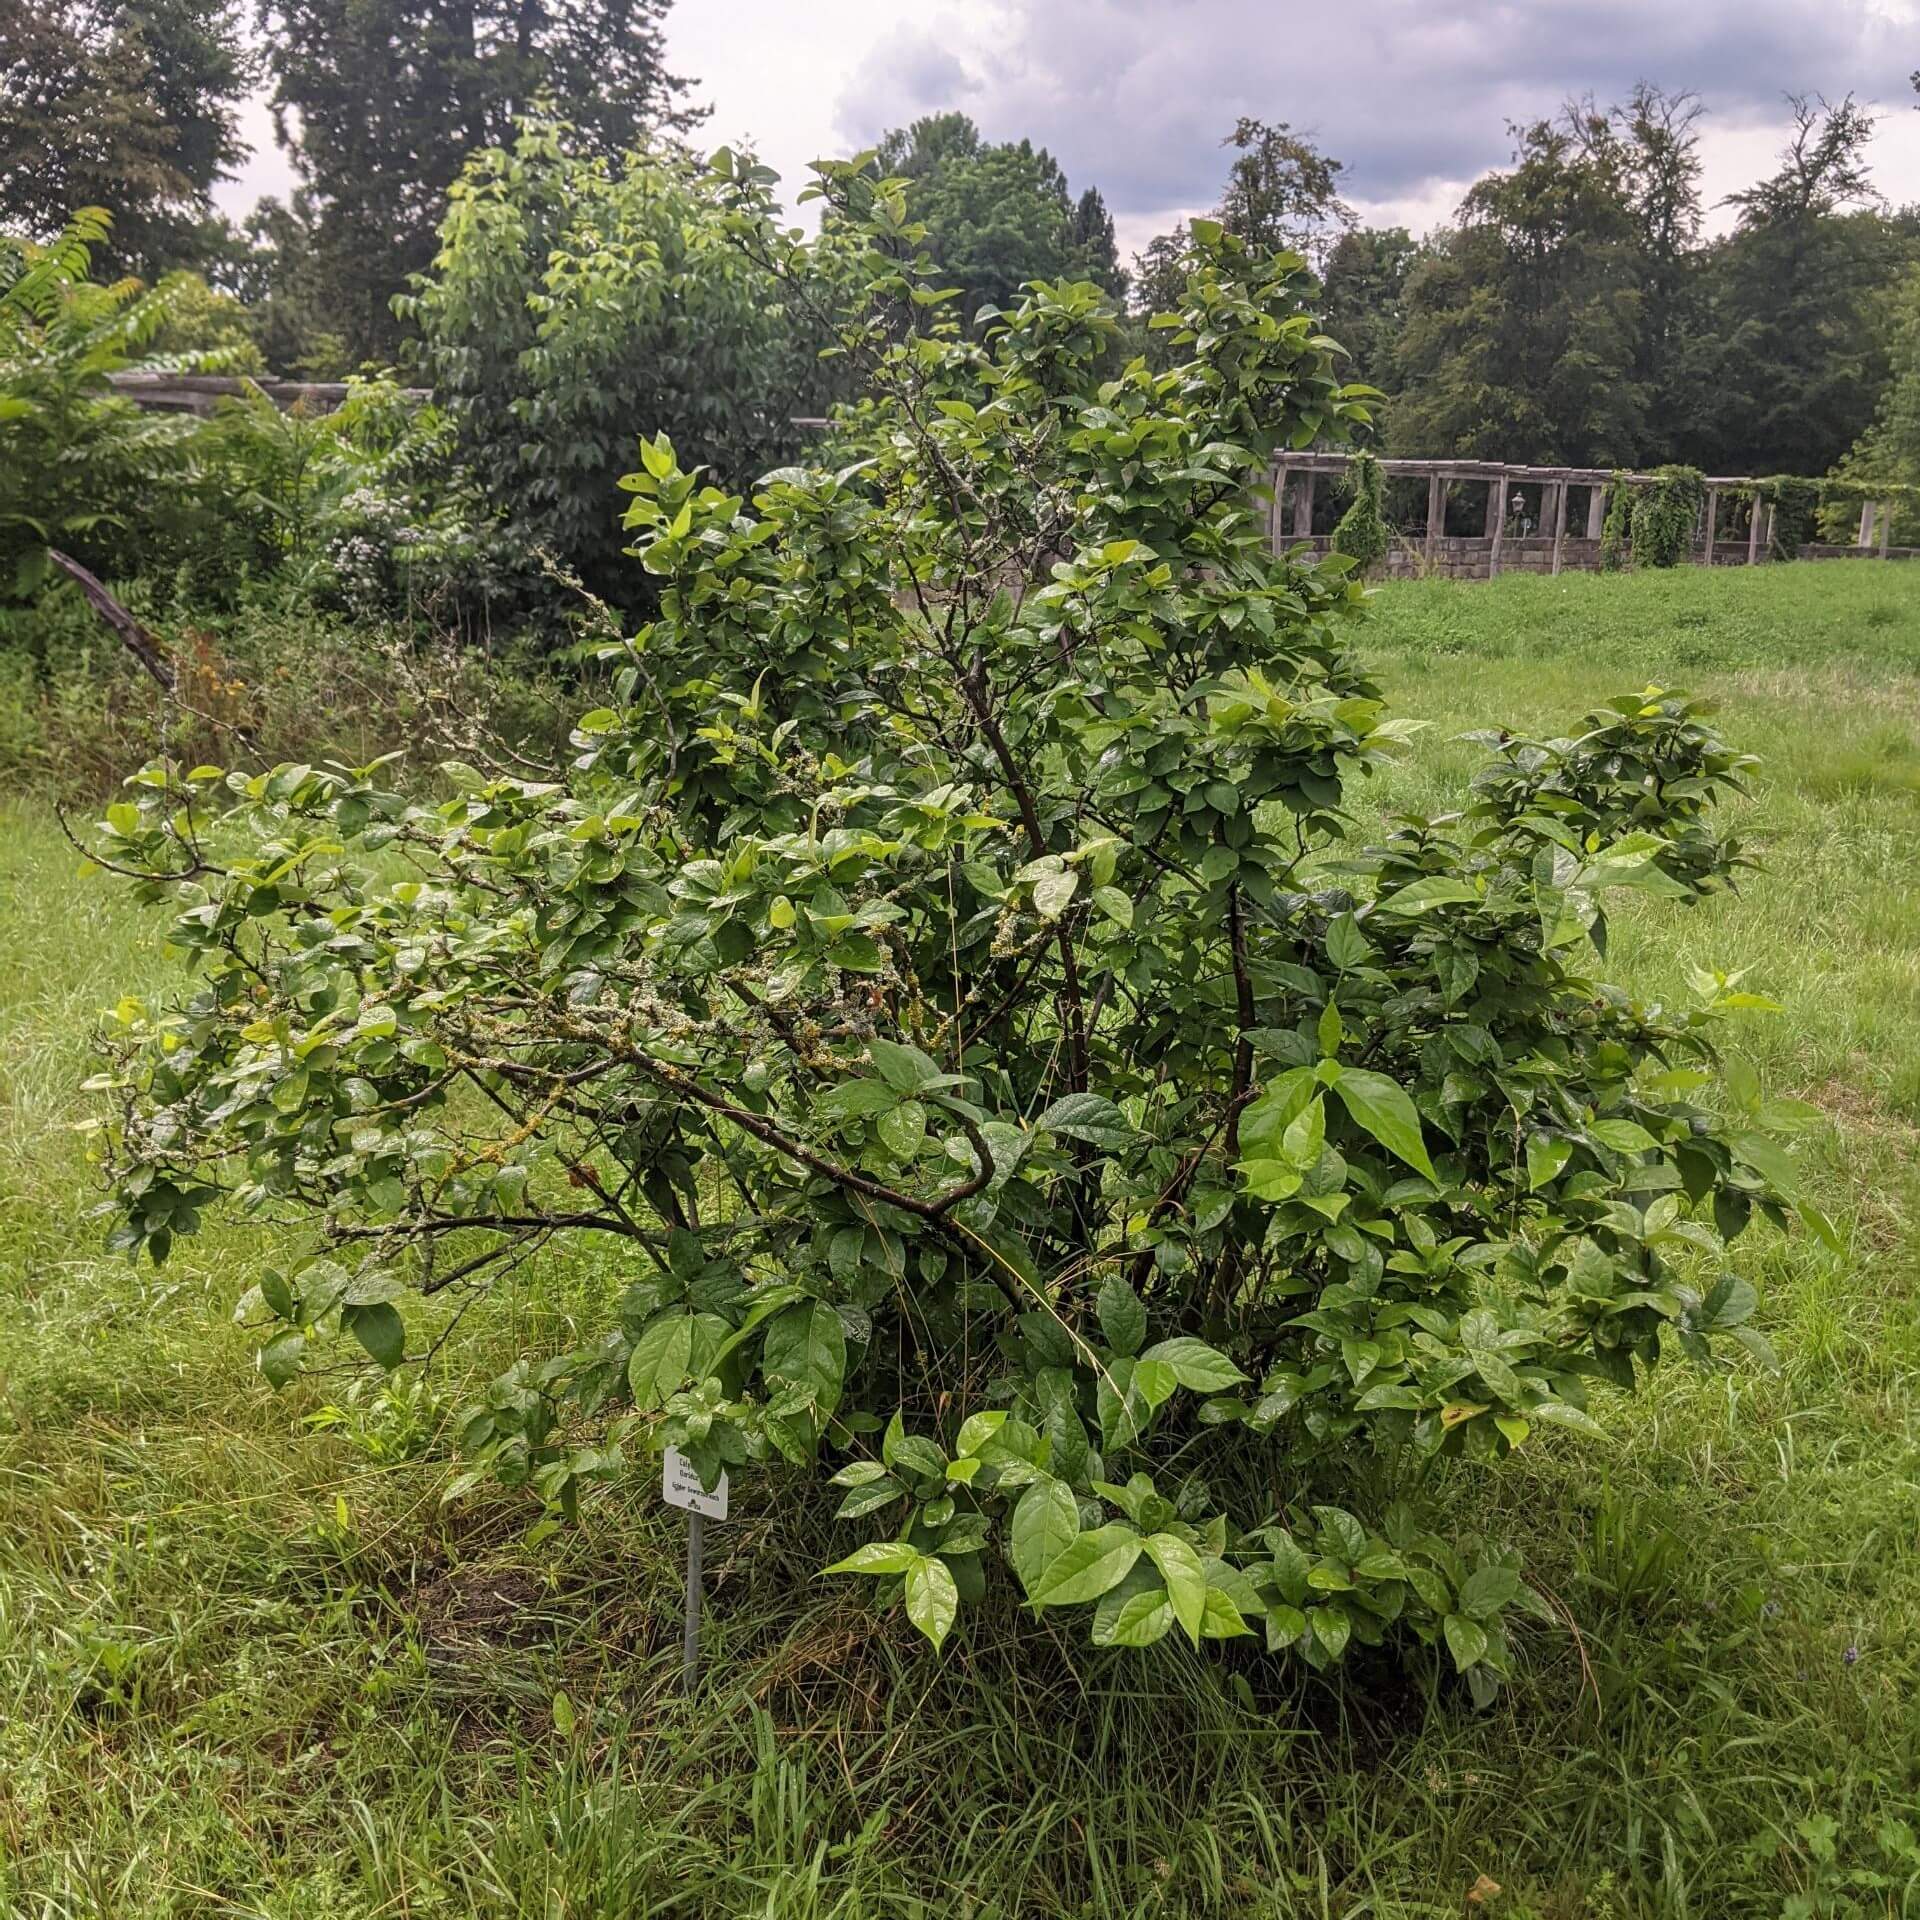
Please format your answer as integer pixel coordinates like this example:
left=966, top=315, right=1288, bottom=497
left=3, top=560, right=1919, bottom=1919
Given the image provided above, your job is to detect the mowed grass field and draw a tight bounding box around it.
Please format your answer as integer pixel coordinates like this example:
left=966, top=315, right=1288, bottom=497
left=2, top=559, right=1919, bottom=1919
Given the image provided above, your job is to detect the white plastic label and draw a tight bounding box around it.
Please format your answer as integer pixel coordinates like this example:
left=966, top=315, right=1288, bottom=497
left=662, top=1446, right=728, bottom=1520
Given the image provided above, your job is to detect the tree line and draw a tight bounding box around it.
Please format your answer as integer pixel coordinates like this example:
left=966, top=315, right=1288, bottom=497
left=5, top=2, right=1920, bottom=488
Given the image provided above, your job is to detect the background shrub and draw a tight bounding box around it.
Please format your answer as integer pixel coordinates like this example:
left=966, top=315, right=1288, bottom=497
left=1330, top=448, right=1390, bottom=570
left=1, top=211, right=235, bottom=595
left=394, top=116, right=863, bottom=608
left=1628, top=464, right=1705, bottom=568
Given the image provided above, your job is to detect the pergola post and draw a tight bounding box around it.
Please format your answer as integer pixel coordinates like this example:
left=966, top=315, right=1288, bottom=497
left=1270, top=464, right=1289, bottom=552
left=1586, top=484, right=1606, bottom=541
left=1487, top=474, right=1508, bottom=578
left=1424, top=472, right=1445, bottom=570
left=1701, top=487, right=1717, bottom=567
left=1550, top=480, right=1569, bottom=575
left=1858, top=500, right=1876, bottom=549
left=1291, top=470, right=1316, bottom=539
left=1880, top=502, right=1894, bottom=559
left=1746, top=493, right=1763, bottom=566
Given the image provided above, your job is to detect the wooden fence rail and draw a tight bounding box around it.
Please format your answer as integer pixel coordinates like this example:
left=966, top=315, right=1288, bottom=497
left=106, top=372, right=429, bottom=414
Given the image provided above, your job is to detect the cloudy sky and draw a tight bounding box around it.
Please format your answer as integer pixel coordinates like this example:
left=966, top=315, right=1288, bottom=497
left=219, top=0, right=1920, bottom=258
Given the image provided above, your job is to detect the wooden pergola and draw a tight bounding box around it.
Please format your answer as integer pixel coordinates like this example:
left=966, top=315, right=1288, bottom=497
left=1267, top=453, right=1900, bottom=573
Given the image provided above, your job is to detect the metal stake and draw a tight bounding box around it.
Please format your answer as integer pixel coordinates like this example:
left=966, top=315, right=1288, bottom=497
left=682, top=1511, right=704, bottom=1693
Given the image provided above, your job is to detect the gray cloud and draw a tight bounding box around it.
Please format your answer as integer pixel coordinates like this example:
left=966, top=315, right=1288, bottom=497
left=854, top=25, right=980, bottom=121
left=835, top=0, right=1916, bottom=223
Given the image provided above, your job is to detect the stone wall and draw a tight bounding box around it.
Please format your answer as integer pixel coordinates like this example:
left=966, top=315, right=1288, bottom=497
left=1279, top=534, right=1601, bottom=579
left=1279, top=532, right=1920, bottom=579
left=1800, top=542, right=1920, bottom=562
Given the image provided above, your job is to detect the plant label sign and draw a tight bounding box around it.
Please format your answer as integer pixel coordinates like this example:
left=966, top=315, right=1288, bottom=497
left=662, top=1446, right=728, bottom=1520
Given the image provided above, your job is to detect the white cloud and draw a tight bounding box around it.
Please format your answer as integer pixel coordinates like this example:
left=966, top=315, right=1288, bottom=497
left=216, top=0, right=1920, bottom=257
left=214, top=89, right=295, bottom=216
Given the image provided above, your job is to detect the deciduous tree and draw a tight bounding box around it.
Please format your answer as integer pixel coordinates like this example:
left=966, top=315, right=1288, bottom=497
left=256, top=0, right=701, bottom=360
left=394, top=117, right=854, bottom=603
left=1214, top=116, right=1352, bottom=266
left=1390, top=118, right=1646, bottom=464
left=1320, top=225, right=1420, bottom=391
left=1693, top=96, right=1910, bottom=476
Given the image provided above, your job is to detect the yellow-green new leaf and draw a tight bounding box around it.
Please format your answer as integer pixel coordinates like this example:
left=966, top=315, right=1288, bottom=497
left=824, top=1541, right=920, bottom=1576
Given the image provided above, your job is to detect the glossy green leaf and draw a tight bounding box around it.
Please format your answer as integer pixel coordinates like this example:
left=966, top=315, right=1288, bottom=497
left=825, top=1541, right=920, bottom=1576
left=1010, top=1477, right=1080, bottom=1593
left=762, top=1301, right=848, bottom=1413
left=1332, top=1068, right=1437, bottom=1181
left=628, top=1314, right=695, bottom=1413
left=1027, top=1525, right=1142, bottom=1607
left=1143, top=1532, right=1208, bottom=1643
left=1096, top=1275, right=1147, bottom=1356
left=1139, top=1337, right=1246, bottom=1392
left=904, top=1553, right=959, bottom=1649
left=1092, top=1582, right=1174, bottom=1647
left=344, top=1301, right=404, bottom=1369
left=1443, top=1612, right=1490, bottom=1670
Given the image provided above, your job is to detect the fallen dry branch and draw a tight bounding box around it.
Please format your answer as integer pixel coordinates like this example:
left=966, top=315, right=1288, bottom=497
left=47, top=549, right=176, bottom=694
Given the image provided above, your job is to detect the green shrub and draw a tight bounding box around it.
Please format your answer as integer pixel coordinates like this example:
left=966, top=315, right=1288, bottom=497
left=1, top=211, right=496, bottom=614
left=88, top=176, right=1825, bottom=1699
left=0, top=210, right=237, bottom=596
left=1330, top=448, right=1389, bottom=570
left=1628, top=464, right=1704, bottom=569
left=183, top=377, right=514, bottom=619
left=1598, top=474, right=1632, bottom=571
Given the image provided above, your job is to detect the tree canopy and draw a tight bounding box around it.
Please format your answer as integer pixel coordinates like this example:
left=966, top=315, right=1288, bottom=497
left=1214, top=117, right=1353, bottom=265
left=1828, top=260, right=1920, bottom=536
left=868, top=112, right=1125, bottom=325
left=1134, top=119, right=1351, bottom=361
left=395, top=116, right=856, bottom=603
left=1390, top=116, right=1647, bottom=466
left=0, top=0, right=254, bottom=278
left=7, top=21, right=1918, bottom=512
left=1369, top=91, right=1918, bottom=477
left=1692, top=96, right=1910, bottom=476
